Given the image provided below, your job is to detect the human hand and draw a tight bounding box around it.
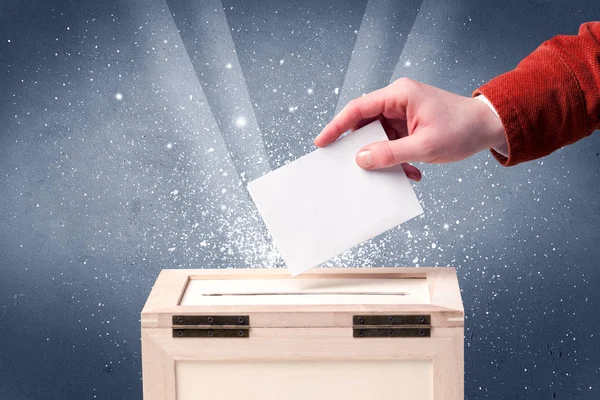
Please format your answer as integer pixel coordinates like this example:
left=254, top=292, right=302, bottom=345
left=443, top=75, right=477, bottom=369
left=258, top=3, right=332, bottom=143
left=314, top=78, right=506, bottom=181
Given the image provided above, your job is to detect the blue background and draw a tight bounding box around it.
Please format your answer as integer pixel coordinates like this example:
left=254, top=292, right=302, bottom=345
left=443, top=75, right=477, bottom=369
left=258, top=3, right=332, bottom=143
left=1, top=1, right=599, bottom=398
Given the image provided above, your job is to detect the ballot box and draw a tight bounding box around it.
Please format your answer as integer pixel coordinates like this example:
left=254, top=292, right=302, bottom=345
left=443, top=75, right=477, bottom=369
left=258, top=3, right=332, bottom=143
left=141, top=268, right=464, bottom=400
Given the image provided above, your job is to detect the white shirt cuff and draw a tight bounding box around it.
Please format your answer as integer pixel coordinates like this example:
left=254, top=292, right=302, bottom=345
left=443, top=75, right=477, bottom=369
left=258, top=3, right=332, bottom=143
left=475, top=95, right=508, bottom=157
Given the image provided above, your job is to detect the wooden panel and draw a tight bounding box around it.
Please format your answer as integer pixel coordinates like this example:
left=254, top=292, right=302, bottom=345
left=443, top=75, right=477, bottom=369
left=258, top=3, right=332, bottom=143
left=180, top=277, right=431, bottom=306
left=176, top=359, right=433, bottom=400
left=141, top=331, right=176, bottom=400
left=142, top=327, right=463, bottom=400
left=146, top=327, right=458, bottom=361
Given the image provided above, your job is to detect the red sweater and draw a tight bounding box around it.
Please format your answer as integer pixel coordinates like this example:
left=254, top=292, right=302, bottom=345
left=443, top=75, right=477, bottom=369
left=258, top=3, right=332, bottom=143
left=474, top=22, right=600, bottom=166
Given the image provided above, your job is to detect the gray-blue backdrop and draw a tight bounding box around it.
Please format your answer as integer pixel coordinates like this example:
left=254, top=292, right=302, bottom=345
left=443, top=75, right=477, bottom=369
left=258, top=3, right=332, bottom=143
left=1, top=0, right=599, bottom=398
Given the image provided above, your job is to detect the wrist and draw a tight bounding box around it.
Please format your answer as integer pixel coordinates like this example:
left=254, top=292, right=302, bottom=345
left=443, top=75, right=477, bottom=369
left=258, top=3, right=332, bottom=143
left=471, top=96, right=507, bottom=151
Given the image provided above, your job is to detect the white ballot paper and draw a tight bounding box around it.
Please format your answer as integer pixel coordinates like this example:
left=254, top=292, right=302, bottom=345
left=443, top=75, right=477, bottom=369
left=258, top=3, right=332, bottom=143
left=248, top=120, right=423, bottom=276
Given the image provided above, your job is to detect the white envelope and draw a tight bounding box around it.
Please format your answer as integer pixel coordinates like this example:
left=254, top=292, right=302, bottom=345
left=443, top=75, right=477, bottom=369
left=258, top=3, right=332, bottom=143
left=248, top=120, right=423, bottom=276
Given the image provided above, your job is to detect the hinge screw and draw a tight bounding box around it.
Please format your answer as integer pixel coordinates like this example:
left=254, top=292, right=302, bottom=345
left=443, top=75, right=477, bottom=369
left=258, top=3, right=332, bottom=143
left=388, top=316, right=394, bottom=323
left=237, top=317, right=245, bottom=324
left=388, top=330, right=395, bottom=337
left=419, top=316, right=426, bottom=323
left=207, top=316, right=214, bottom=324
left=207, top=330, right=214, bottom=337
left=176, top=330, right=184, bottom=337
left=358, top=330, right=365, bottom=337
left=357, top=317, right=364, bottom=324
left=238, top=330, right=245, bottom=337
left=176, top=317, right=184, bottom=324
left=419, top=330, right=426, bottom=336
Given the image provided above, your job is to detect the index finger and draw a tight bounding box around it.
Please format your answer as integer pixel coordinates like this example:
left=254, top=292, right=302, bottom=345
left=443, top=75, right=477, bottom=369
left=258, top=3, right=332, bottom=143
left=314, top=86, right=390, bottom=147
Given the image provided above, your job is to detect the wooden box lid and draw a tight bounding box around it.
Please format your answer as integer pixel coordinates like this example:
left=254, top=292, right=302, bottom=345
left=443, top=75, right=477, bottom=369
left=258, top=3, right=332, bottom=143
left=142, top=267, right=464, bottom=330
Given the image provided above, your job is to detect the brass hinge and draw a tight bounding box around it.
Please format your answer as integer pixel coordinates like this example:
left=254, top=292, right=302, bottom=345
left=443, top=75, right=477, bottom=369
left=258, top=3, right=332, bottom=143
left=172, top=315, right=250, bottom=338
left=353, top=315, right=431, bottom=338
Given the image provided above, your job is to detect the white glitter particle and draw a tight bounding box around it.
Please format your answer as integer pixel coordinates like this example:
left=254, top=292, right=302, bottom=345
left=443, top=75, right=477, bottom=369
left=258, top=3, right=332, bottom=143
left=166, top=143, right=173, bottom=149
left=443, top=223, right=449, bottom=230
left=431, top=243, right=437, bottom=249
left=307, top=88, right=313, bottom=95
left=189, top=95, right=193, bottom=101
left=404, top=60, right=411, bottom=67
left=7, top=39, right=10, bottom=43
left=288, top=106, right=297, bottom=113
left=170, top=189, right=179, bottom=196
left=225, top=63, right=233, bottom=69
left=279, top=59, right=285, bottom=65
left=334, top=87, right=339, bottom=95
left=207, top=147, right=215, bottom=153
left=235, top=116, right=247, bottom=128
left=163, top=39, right=168, bottom=44
left=115, top=92, right=123, bottom=101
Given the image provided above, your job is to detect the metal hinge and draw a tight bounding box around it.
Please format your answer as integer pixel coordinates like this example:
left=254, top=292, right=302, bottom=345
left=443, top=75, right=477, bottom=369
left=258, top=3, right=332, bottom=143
left=353, top=315, right=431, bottom=338
left=172, top=315, right=250, bottom=338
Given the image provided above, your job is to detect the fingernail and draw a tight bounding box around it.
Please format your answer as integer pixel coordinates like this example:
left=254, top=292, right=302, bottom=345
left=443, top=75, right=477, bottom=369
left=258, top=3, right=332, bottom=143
left=357, top=150, right=374, bottom=168
left=407, top=173, right=418, bottom=181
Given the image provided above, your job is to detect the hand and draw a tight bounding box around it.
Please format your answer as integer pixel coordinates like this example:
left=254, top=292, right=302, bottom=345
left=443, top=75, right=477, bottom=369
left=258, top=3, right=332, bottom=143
left=314, top=78, right=507, bottom=181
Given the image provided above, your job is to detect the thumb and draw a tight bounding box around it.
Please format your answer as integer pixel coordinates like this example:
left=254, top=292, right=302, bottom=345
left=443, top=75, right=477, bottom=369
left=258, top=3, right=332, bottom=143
left=356, top=134, right=432, bottom=169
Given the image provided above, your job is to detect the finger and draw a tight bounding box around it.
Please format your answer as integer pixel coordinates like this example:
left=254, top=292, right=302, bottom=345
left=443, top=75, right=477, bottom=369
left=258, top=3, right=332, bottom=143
left=401, top=163, right=422, bottom=181
left=314, top=86, right=397, bottom=147
left=348, top=116, right=395, bottom=140
left=378, top=115, right=400, bottom=140
left=350, top=116, right=378, bottom=133
left=355, top=134, right=432, bottom=170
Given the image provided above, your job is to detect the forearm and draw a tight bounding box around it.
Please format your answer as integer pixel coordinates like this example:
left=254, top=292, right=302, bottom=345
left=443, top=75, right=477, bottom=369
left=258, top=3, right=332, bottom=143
left=474, top=22, right=600, bottom=166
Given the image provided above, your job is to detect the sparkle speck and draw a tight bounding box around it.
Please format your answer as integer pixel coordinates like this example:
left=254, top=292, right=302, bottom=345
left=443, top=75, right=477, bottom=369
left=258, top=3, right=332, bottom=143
left=307, top=88, right=313, bottom=95
left=225, top=63, right=233, bottom=69
left=7, top=39, right=10, bottom=43
left=279, top=59, right=285, bottom=65
left=166, top=143, right=173, bottom=149
left=115, top=93, right=123, bottom=101
left=235, top=116, right=247, bottom=128
left=334, top=87, right=339, bottom=95
left=443, top=223, right=450, bottom=230
left=288, top=106, right=297, bottom=113
left=163, top=39, right=168, bottom=44
left=404, top=60, right=411, bottom=67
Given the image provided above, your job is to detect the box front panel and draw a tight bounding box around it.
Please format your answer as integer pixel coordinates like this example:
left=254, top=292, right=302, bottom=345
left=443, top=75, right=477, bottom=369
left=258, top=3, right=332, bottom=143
left=176, top=359, right=433, bottom=400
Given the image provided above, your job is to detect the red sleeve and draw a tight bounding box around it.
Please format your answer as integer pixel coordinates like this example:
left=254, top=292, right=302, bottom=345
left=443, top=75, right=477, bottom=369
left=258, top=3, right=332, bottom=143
left=473, top=22, right=600, bottom=166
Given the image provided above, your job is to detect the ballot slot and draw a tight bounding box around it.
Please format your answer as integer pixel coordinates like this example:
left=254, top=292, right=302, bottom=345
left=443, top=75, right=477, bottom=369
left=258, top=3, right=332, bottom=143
left=179, top=277, right=432, bottom=306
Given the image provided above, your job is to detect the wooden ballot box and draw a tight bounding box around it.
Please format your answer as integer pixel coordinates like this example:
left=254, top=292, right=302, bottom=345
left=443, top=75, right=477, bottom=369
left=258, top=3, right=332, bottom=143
left=141, top=268, right=464, bottom=400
